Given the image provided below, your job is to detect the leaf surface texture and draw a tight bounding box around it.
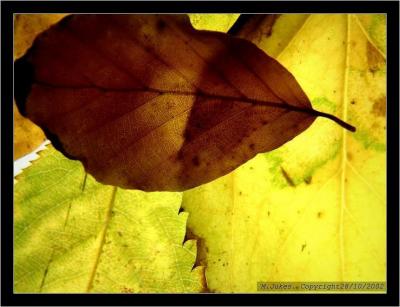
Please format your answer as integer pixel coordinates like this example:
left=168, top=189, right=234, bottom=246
left=14, top=146, right=205, bottom=293
left=182, top=14, right=386, bottom=292
left=13, top=14, right=67, bottom=159
left=15, top=14, right=324, bottom=191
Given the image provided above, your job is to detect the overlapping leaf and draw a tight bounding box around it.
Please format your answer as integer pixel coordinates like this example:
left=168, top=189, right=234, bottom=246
left=183, top=14, right=386, bottom=292
left=14, top=14, right=383, bottom=294
left=14, top=104, right=46, bottom=160
left=13, top=14, right=67, bottom=159
left=14, top=14, right=353, bottom=192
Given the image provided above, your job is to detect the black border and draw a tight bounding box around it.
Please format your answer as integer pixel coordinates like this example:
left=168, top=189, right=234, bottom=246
left=2, top=1, right=399, bottom=306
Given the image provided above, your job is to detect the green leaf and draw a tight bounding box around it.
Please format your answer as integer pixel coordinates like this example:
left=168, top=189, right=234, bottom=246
left=14, top=145, right=205, bottom=293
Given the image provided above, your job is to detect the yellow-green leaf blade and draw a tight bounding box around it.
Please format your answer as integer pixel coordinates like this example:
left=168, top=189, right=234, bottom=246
left=14, top=146, right=205, bottom=293
left=182, top=13, right=386, bottom=293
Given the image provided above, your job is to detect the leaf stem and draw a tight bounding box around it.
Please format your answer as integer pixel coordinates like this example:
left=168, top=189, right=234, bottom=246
left=311, top=110, right=356, bottom=132
left=227, top=14, right=260, bottom=35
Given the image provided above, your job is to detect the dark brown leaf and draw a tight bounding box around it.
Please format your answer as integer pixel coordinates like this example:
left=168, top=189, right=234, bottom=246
left=228, top=14, right=281, bottom=43
left=14, top=14, right=355, bottom=191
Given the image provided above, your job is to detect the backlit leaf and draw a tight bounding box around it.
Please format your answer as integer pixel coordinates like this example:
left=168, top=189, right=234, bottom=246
left=14, top=145, right=205, bottom=293
left=182, top=14, right=386, bottom=292
left=14, top=13, right=67, bottom=60
left=14, top=14, right=354, bottom=192
left=13, top=103, right=46, bottom=160
left=13, top=14, right=67, bottom=159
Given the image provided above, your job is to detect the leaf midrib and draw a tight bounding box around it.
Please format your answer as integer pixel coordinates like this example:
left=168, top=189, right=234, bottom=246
left=33, top=81, right=357, bottom=134
left=34, top=81, right=316, bottom=114
left=86, top=186, right=118, bottom=292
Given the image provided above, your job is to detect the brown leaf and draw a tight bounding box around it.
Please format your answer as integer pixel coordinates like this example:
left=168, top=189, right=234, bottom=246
left=13, top=102, right=46, bottom=160
left=228, top=14, right=281, bottom=43
left=14, top=14, right=354, bottom=191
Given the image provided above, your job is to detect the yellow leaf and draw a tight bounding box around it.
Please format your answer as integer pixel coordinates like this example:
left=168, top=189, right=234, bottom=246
left=14, top=14, right=67, bottom=159
left=14, top=14, right=68, bottom=60
left=14, top=13, right=386, bottom=293
left=189, top=14, right=240, bottom=32
left=182, top=14, right=386, bottom=292
left=14, top=103, right=46, bottom=160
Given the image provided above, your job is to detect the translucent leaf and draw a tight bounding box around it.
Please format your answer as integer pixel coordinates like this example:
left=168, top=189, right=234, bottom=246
left=182, top=14, right=386, bottom=292
left=13, top=103, right=46, bottom=160
left=15, top=14, right=353, bottom=191
left=14, top=146, right=205, bottom=293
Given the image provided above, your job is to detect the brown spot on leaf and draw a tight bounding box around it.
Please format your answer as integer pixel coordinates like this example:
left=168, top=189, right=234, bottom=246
left=371, top=96, right=386, bottom=117
left=281, top=166, right=295, bottom=187
left=347, top=152, right=353, bottom=161
left=317, top=211, right=323, bottom=218
left=301, top=243, right=307, bottom=252
left=371, top=121, right=380, bottom=130
left=156, top=19, right=166, bottom=31
left=367, top=41, right=385, bottom=74
left=121, top=286, right=134, bottom=293
left=350, top=99, right=356, bottom=105
left=304, top=176, right=312, bottom=185
left=192, top=155, right=200, bottom=167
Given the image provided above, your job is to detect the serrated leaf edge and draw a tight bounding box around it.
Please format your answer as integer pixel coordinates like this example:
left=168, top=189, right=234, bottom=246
left=14, top=140, right=50, bottom=183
